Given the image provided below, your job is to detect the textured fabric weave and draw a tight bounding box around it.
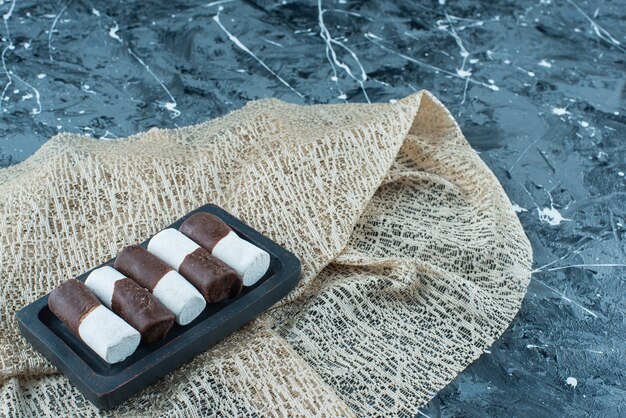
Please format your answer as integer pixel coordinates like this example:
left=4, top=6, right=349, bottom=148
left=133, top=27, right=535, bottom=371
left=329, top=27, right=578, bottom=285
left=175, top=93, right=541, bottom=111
left=0, top=91, right=532, bottom=417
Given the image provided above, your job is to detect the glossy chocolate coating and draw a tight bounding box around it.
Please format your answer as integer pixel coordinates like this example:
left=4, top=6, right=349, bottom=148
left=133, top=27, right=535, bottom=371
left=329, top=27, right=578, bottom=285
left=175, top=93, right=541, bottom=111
left=179, top=212, right=231, bottom=252
left=179, top=248, right=242, bottom=303
left=114, top=245, right=171, bottom=291
left=48, top=279, right=100, bottom=334
left=111, top=278, right=175, bottom=343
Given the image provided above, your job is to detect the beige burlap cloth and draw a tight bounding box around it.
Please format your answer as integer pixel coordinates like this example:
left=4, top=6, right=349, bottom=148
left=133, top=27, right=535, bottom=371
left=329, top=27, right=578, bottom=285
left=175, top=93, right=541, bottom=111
left=0, top=91, right=532, bottom=417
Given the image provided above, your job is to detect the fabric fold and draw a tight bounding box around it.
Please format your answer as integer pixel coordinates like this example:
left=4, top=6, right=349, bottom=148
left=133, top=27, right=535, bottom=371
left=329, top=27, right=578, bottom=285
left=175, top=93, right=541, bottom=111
left=0, top=91, right=531, bottom=416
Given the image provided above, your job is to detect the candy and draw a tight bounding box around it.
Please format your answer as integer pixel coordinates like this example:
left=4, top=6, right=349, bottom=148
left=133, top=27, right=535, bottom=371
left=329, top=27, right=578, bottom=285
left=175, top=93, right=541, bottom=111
left=48, top=279, right=140, bottom=363
left=180, top=213, right=270, bottom=286
left=85, top=266, right=175, bottom=343
left=148, top=229, right=242, bottom=303
left=114, top=245, right=206, bottom=325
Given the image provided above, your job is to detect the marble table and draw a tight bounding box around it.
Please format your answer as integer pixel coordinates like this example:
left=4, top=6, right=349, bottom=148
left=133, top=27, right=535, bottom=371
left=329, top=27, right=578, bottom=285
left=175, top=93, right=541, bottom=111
left=1, top=0, right=624, bottom=416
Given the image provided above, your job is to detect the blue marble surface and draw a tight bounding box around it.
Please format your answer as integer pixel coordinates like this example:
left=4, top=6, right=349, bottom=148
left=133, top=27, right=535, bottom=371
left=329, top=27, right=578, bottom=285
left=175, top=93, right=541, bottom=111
left=1, top=0, right=624, bottom=416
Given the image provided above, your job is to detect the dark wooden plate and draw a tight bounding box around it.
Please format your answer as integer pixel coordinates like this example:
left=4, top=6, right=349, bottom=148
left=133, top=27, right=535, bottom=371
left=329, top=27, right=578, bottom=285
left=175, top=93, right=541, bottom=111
left=16, top=204, right=301, bottom=410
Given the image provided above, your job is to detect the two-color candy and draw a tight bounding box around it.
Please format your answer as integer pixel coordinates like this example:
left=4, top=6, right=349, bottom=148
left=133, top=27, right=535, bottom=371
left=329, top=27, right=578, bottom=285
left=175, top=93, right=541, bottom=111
left=114, top=245, right=206, bottom=325
left=180, top=213, right=270, bottom=286
left=49, top=212, right=270, bottom=365
left=85, top=266, right=175, bottom=344
left=148, top=229, right=243, bottom=303
left=48, top=279, right=140, bottom=363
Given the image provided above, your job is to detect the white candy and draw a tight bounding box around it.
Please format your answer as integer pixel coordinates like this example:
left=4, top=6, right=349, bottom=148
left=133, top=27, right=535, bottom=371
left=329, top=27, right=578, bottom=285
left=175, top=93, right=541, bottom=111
left=148, top=228, right=199, bottom=271
left=85, top=266, right=125, bottom=308
left=212, top=231, right=270, bottom=287
left=78, top=305, right=140, bottom=363
left=152, top=270, right=206, bottom=325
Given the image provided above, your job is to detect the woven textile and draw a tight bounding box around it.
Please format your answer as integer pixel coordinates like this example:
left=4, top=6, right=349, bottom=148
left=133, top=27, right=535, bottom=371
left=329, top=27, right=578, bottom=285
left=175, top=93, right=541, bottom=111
left=0, top=91, right=532, bottom=417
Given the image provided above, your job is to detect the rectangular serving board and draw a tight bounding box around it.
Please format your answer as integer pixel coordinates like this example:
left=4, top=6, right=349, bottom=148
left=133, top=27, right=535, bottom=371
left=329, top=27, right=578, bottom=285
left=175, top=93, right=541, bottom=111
left=16, top=204, right=301, bottom=410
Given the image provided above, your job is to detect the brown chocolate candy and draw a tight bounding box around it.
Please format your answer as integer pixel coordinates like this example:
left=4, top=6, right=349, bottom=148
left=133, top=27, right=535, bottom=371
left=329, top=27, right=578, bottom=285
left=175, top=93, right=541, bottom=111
left=179, top=248, right=242, bottom=303
left=110, top=278, right=175, bottom=344
left=114, top=245, right=172, bottom=292
left=179, top=212, right=231, bottom=252
left=48, top=279, right=100, bottom=334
